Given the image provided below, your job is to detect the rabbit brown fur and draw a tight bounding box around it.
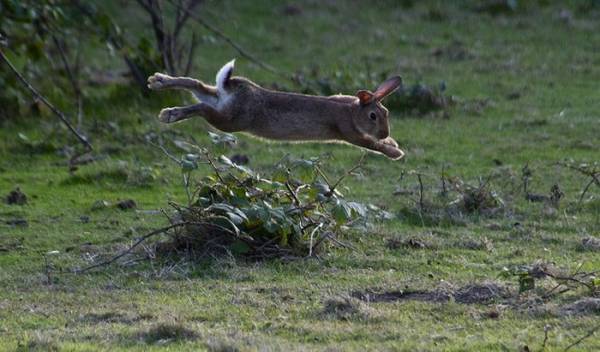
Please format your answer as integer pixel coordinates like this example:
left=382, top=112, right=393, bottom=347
left=148, top=60, right=404, bottom=159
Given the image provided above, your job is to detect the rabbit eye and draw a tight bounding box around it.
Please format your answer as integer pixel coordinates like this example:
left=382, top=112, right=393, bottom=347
left=369, top=112, right=377, bottom=121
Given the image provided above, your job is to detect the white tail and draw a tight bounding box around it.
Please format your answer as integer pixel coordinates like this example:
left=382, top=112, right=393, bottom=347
left=216, top=59, right=235, bottom=92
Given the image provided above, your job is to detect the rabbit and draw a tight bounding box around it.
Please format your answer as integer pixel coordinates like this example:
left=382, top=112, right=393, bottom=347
left=147, top=60, right=405, bottom=159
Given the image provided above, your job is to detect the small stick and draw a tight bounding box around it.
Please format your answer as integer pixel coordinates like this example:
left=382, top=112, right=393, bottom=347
left=417, top=173, right=425, bottom=212
left=51, top=34, right=84, bottom=131
left=204, top=152, right=227, bottom=184
left=0, top=48, right=92, bottom=151
left=330, top=152, right=367, bottom=193
left=165, top=0, right=285, bottom=77
left=308, top=223, right=323, bottom=257
left=579, top=178, right=596, bottom=204
left=564, top=324, right=600, bottom=351
left=285, top=182, right=301, bottom=205
left=76, top=223, right=185, bottom=273
left=541, top=325, right=550, bottom=350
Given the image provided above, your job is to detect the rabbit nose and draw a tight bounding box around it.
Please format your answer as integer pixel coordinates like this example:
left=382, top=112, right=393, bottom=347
left=378, top=129, right=389, bottom=139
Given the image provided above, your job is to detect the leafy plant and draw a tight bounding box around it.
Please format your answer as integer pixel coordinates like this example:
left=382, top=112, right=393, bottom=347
left=157, top=137, right=392, bottom=259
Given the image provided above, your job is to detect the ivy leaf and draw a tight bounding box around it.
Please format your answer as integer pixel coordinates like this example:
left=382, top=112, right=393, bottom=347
left=230, top=240, right=250, bottom=255
left=518, top=274, right=535, bottom=293
left=332, top=199, right=353, bottom=225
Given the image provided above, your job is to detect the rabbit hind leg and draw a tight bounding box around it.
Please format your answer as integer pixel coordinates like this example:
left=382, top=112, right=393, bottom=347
left=158, top=103, right=234, bottom=131
left=148, top=73, right=217, bottom=106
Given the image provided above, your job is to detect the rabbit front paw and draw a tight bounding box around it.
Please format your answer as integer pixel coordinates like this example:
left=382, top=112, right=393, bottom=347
left=147, top=73, right=172, bottom=90
left=380, top=137, right=399, bottom=148
left=379, top=143, right=405, bottom=160
left=158, top=108, right=182, bottom=123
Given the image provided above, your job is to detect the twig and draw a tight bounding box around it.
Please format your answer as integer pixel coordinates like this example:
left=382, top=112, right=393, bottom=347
left=556, top=161, right=600, bottom=204
left=308, top=223, right=323, bottom=257
left=165, top=0, right=288, bottom=78
left=285, top=182, right=301, bottom=205
left=173, top=0, right=202, bottom=40
left=76, top=223, right=186, bottom=273
left=0, top=48, right=92, bottom=151
left=184, top=32, right=197, bottom=75
left=204, top=152, right=229, bottom=185
left=330, top=153, right=366, bottom=193
left=417, top=173, right=425, bottom=212
left=314, top=165, right=332, bottom=189
left=51, top=34, right=84, bottom=131
left=541, top=325, right=550, bottom=350
left=564, top=324, right=600, bottom=351
left=579, top=177, right=597, bottom=203
left=440, top=165, right=448, bottom=198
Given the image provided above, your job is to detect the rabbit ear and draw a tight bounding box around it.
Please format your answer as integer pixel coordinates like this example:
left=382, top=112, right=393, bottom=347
left=356, top=90, right=374, bottom=105
left=373, top=76, right=402, bottom=101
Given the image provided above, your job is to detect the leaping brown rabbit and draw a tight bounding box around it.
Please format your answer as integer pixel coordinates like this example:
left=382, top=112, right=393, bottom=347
left=148, top=60, right=404, bottom=159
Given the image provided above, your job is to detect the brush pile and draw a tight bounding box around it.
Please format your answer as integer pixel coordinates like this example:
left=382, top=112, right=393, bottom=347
left=158, top=146, right=391, bottom=260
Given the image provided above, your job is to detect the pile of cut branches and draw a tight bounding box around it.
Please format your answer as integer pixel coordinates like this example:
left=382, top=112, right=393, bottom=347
left=158, top=148, right=391, bottom=260
left=78, top=142, right=391, bottom=272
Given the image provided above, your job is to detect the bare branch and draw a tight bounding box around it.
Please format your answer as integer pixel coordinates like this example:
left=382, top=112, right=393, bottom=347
left=0, top=48, right=92, bottom=151
left=564, top=324, right=600, bottom=351
left=183, top=32, right=197, bottom=75
left=165, top=0, right=285, bottom=77
left=51, top=35, right=84, bottom=131
left=174, top=0, right=202, bottom=40
left=75, top=223, right=187, bottom=273
left=330, top=152, right=366, bottom=193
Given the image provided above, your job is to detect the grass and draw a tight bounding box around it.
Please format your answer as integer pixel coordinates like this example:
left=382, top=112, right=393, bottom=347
left=1, top=0, right=599, bottom=350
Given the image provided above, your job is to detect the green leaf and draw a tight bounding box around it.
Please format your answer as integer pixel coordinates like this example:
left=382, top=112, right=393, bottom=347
left=518, top=274, right=535, bottom=293
left=347, top=202, right=367, bottom=217
left=332, top=199, right=353, bottom=225
left=292, top=159, right=316, bottom=182
left=230, top=240, right=250, bottom=255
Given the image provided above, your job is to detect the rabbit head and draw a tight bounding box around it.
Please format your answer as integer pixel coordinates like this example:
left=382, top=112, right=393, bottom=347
left=352, top=76, right=402, bottom=140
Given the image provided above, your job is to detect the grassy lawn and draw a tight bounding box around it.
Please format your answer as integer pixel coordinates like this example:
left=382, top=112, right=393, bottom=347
left=1, top=1, right=599, bottom=350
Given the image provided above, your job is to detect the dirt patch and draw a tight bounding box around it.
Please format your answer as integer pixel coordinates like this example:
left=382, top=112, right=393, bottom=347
left=559, top=298, right=600, bottom=317
left=353, top=289, right=451, bottom=303
left=454, top=237, right=494, bottom=251
left=280, top=3, right=303, bottom=16
left=20, top=333, right=59, bottom=351
left=139, top=322, right=198, bottom=344
left=5, top=187, right=27, bottom=205
left=354, top=282, right=511, bottom=305
left=321, top=296, right=372, bottom=321
left=5, top=218, right=28, bottom=227
left=0, top=237, right=25, bottom=252
left=431, top=40, right=475, bottom=61
left=581, top=236, right=600, bottom=251
left=386, top=236, right=433, bottom=250
left=454, top=283, right=511, bottom=304
left=81, top=311, right=153, bottom=324
left=116, top=199, right=137, bottom=210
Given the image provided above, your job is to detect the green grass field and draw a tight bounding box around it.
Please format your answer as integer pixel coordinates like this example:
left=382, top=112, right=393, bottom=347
left=1, top=1, right=599, bottom=350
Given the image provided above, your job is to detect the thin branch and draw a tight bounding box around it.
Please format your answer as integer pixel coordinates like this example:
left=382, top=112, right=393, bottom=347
left=165, top=0, right=286, bottom=78
left=205, top=152, right=227, bottom=184
left=173, top=0, right=202, bottom=40
left=417, top=173, right=425, bottom=212
left=51, top=34, right=84, bottom=131
left=579, top=177, right=597, bottom=204
left=564, top=324, right=600, bottom=351
left=136, top=0, right=172, bottom=74
left=285, top=182, right=301, bottom=205
left=330, top=152, right=366, bottom=193
left=76, top=223, right=186, bottom=273
left=0, top=48, right=92, bottom=151
left=183, top=32, right=197, bottom=75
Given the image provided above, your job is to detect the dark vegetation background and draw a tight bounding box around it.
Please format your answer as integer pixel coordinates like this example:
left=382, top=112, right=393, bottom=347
left=0, top=0, right=599, bottom=350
